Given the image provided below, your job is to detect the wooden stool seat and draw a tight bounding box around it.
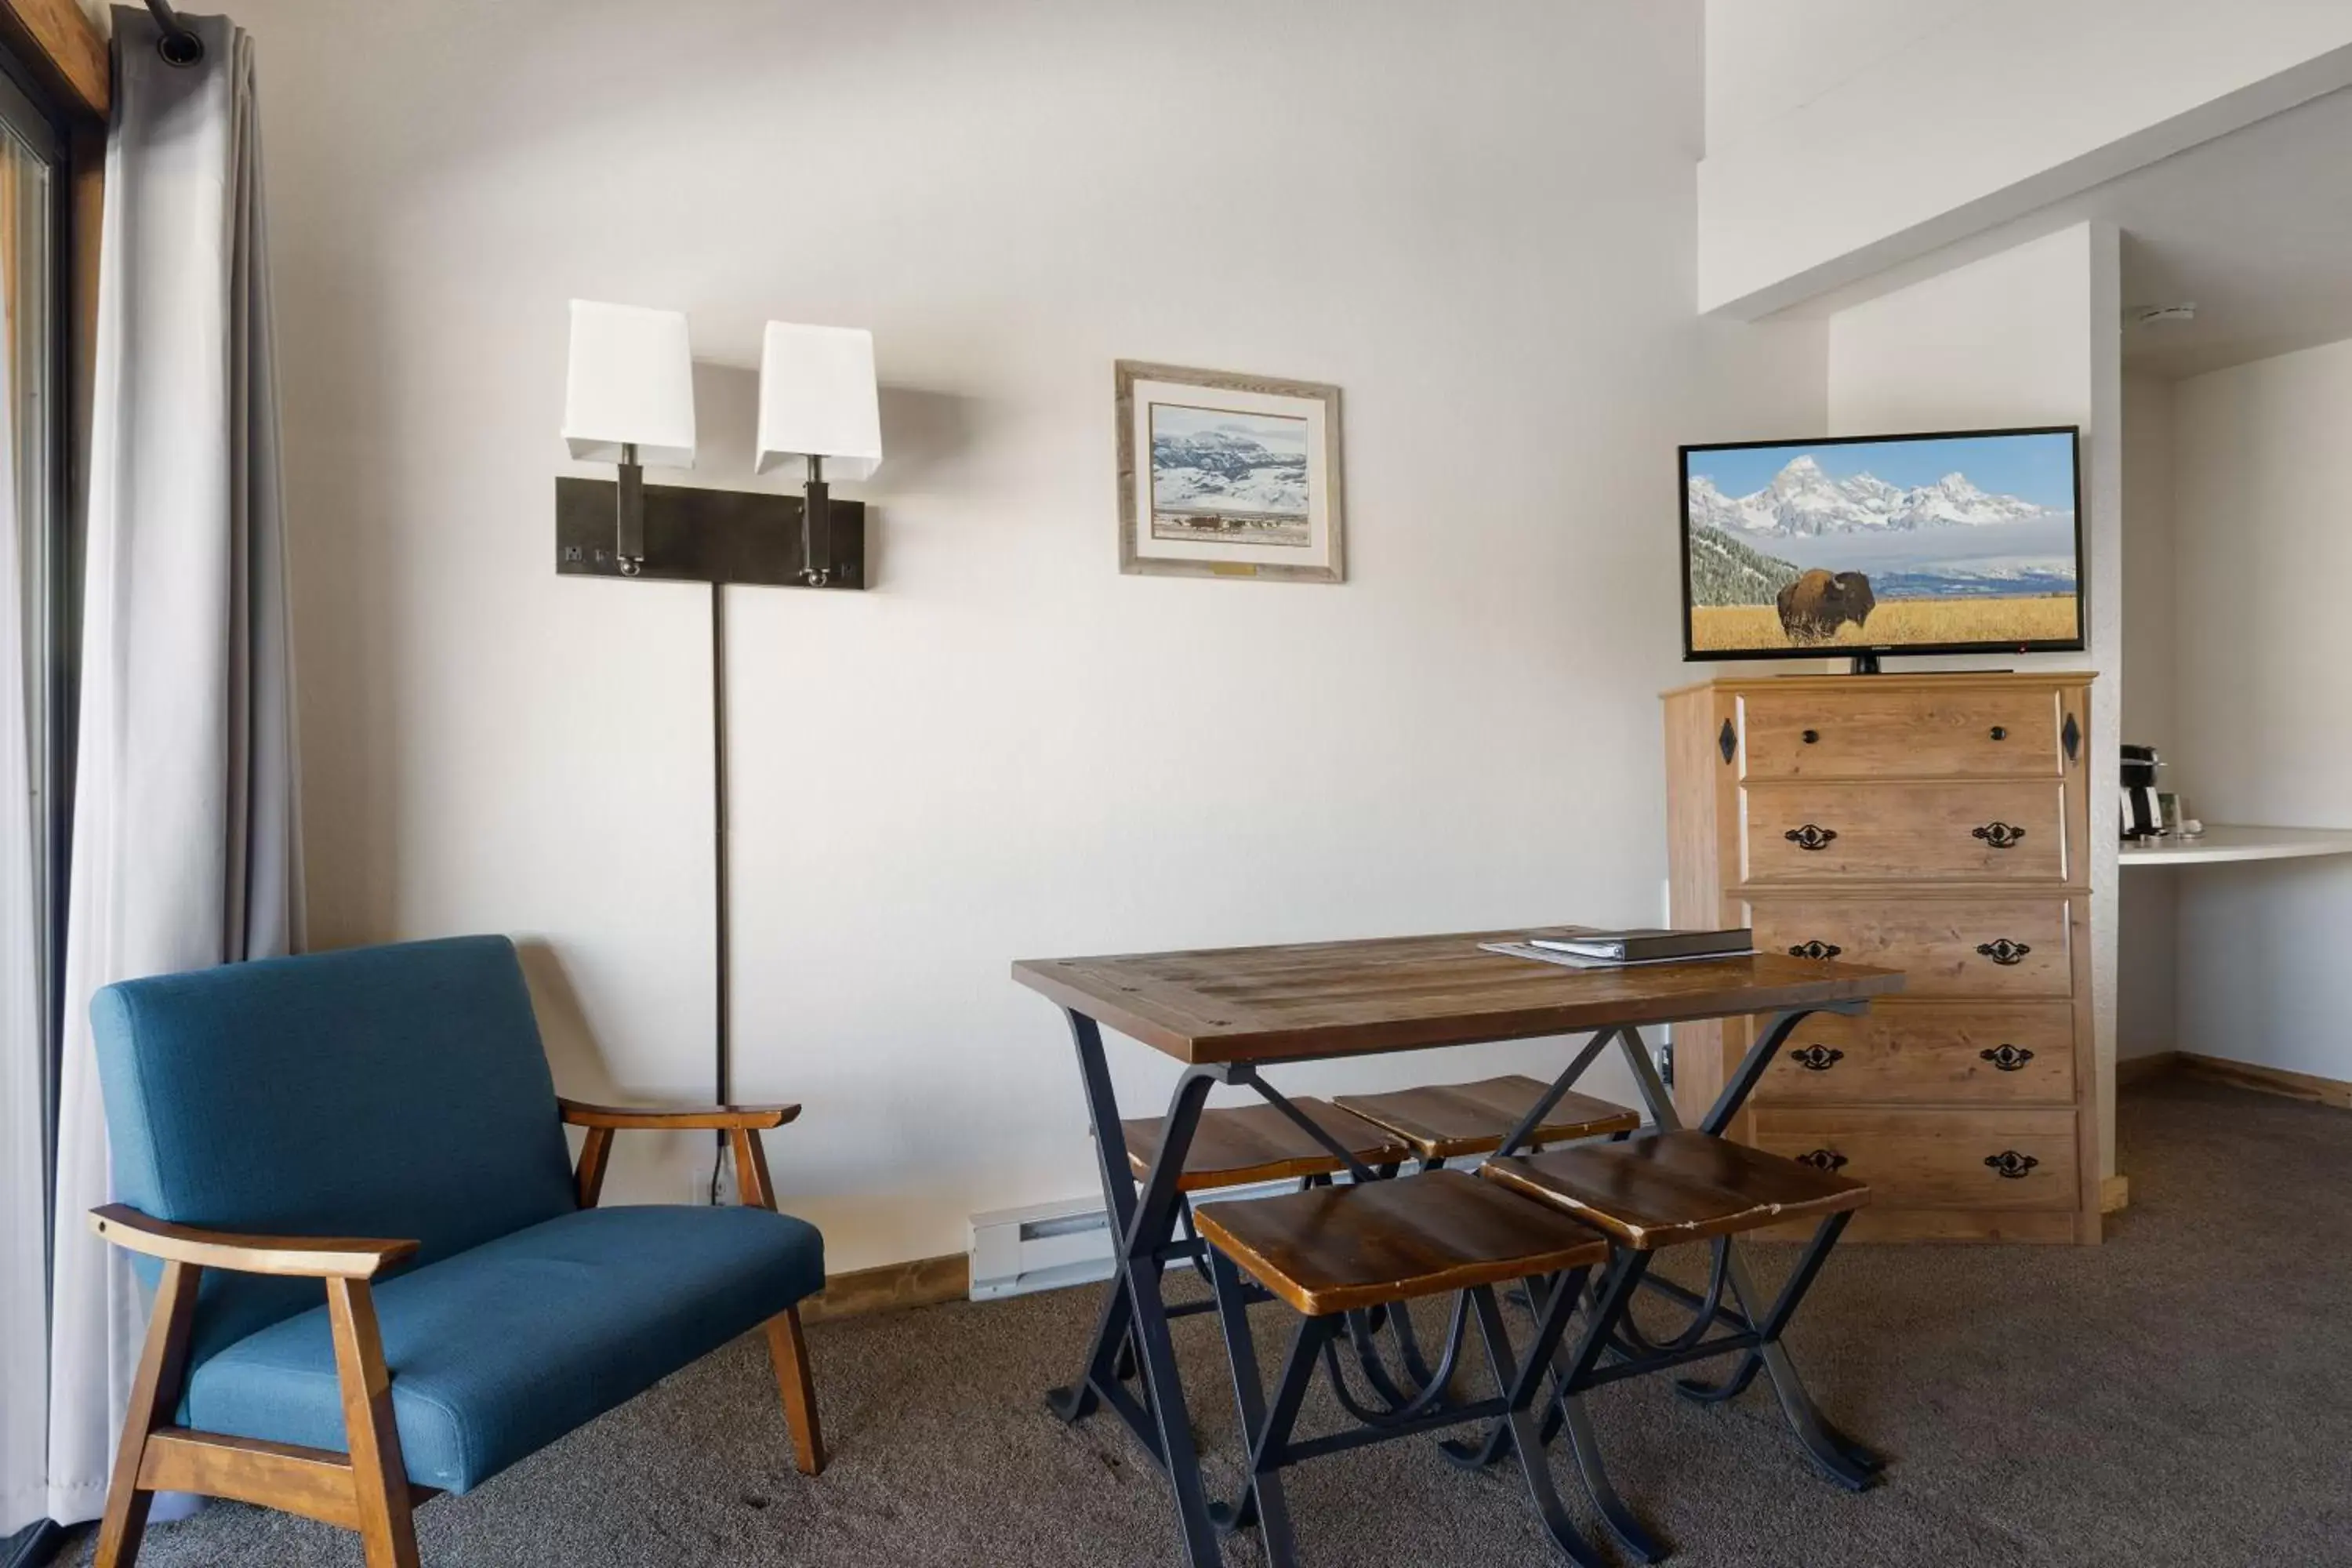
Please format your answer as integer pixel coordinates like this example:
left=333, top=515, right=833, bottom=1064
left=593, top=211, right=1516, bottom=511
left=1481, top=1129, right=1869, bottom=1251
left=1192, top=1167, right=1611, bottom=1316
left=1334, top=1075, right=1640, bottom=1161
left=1120, top=1099, right=1411, bottom=1193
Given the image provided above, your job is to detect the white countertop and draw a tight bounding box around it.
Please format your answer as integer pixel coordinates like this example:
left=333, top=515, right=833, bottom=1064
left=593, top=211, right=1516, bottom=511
left=2120, top=824, right=2352, bottom=866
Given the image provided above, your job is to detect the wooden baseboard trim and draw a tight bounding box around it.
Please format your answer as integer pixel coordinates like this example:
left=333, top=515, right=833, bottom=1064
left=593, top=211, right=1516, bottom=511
left=800, top=1252, right=968, bottom=1325
left=2173, top=1051, right=2352, bottom=1110
left=1755, top=1209, right=2082, bottom=1244
left=2114, top=1051, right=2180, bottom=1090
left=2099, top=1174, right=2129, bottom=1214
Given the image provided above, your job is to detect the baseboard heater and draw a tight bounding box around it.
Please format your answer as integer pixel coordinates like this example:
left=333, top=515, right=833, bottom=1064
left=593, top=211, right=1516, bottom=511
left=967, top=1177, right=1305, bottom=1302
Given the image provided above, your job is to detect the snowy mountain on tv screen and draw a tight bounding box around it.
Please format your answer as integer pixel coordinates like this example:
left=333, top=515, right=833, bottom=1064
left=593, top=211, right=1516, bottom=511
left=1685, top=446, right=2078, bottom=601
left=1686, top=456, right=2065, bottom=538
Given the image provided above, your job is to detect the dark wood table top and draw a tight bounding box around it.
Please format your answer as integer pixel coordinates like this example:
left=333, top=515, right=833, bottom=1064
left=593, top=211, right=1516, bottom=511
left=1012, top=927, right=1905, bottom=1065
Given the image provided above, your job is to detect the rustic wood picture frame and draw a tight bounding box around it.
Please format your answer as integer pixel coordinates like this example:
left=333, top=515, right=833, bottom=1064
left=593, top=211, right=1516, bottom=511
left=1115, top=360, right=1345, bottom=583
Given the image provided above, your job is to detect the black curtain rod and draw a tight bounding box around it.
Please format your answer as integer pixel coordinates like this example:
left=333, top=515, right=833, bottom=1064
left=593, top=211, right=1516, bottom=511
left=144, top=0, right=205, bottom=67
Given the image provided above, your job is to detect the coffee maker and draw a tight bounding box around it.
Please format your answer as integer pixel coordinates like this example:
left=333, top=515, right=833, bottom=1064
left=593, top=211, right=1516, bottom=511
left=2120, top=743, right=2162, bottom=840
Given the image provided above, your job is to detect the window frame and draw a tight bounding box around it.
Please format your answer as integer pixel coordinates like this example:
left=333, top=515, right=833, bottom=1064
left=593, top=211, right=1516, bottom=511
left=0, top=27, right=76, bottom=1308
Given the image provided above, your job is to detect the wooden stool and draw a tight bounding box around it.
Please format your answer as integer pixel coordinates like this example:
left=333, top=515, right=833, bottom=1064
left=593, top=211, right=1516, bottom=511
left=1107, top=1098, right=1413, bottom=1344
left=1118, top=1098, right=1409, bottom=1192
left=1473, top=1129, right=1877, bottom=1559
left=1192, top=1170, right=1615, bottom=1567
left=1334, top=1074, right=1640, bottom=1166
left=1481, top=1127, right=1870, bottom=1250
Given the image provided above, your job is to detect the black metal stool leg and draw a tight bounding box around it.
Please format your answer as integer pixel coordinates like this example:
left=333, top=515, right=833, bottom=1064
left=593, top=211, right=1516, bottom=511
left=1439, top=1266, right=1580, bottom=1472
left=1548, top=1251, right=1670, bottom=1563
left=1674, top=1350, right=1765, bottom=1405
left=1757, top=1343, right=1878, bottom=1488
left=1553, top=1393, right=1666, bottom=1564
left=1467, top=1282, right=1610, bottom=1568
left=1439, top=1414, right=1515, bottom=1471
left=1722, top=1211, right=1882, bottom=1487
left=1207, top=1249, right=1297, bottom=1543
left=1238, top=1316, right=1334, bottom=1568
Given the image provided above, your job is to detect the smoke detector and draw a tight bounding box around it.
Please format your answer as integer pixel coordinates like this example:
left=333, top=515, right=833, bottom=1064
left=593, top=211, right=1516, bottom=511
left=2129, top=303, right=2198, bottom=326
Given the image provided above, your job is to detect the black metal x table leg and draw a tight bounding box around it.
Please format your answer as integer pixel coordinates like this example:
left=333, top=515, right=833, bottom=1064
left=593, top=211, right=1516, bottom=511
left=1045, top=1008, right=1227, bottom=1566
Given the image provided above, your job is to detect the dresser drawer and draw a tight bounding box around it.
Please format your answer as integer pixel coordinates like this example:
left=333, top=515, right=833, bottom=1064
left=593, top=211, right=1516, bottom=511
left=1751, top=1108, right=2078, bottom=1211
left=1742, top=781, right=2072, bottom=884
left=1755, top=1001, right=2077, bottom=1105
left=1748, top=896, right=2076, bottom=997
left=1738, top=684, right=2067, bottom=779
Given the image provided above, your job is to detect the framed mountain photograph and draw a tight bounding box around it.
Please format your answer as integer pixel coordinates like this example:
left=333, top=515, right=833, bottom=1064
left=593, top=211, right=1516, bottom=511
left=1116, top=361, right=1345, bottom=583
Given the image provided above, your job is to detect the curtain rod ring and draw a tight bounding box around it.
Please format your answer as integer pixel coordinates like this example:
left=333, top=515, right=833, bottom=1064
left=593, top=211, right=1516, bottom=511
left=144, top=0, right=205, bottom=67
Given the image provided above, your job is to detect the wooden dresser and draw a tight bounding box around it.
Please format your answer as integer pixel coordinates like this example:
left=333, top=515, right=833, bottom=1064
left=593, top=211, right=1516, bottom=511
left=1662, top=673, right=2099, bottom=1244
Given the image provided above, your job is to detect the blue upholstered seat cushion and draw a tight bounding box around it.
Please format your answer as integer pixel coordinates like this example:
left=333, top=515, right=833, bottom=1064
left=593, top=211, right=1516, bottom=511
left=183, top=1203, right=825, bottom=1494
left=93, top=936, right=582, bottom=1363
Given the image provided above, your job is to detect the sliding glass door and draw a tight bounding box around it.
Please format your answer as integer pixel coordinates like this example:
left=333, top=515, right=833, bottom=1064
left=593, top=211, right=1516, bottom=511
left=0, top=49, right=64, bottom=1549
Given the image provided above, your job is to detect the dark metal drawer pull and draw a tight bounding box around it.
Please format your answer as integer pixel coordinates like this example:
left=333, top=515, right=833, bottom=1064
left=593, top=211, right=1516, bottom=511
left=1984, top=1150, right=2039, bottom=1180
left=1972, top=822, right=2026, bottom=849
left=1796, top=1149, right=1848, bottom=1172
left=1979, top=1044, right=2035, bottom=1072
left=1976, top=938, right=2031, bottom=965
left=1801, top=728, right=1820, bottom=745
left=1790, top=1045, right=1844, bottom=1072
left=1788, top=940, right=1843, bottom=960
left=2062, top=713, right=2081, bottom=763
left=1988, top=725, right=2007, bottom=741
left=1785, top=824, right=1838, bottom=851
left=1719, top=718, right=1738, bottom=764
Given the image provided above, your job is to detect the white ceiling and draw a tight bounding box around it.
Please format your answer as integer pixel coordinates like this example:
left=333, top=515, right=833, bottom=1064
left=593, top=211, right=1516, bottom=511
left=1793, top=82, right=2352, bottom=381
left=2110, top=83, right=2352, bottom=378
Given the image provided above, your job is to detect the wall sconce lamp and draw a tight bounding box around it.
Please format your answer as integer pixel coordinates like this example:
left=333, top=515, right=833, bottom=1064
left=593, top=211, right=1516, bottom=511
left=554, top=301, right=879, bottom=591
left=757, top=322, right=883, bottom=588
left=561, top=300, right=698, bottom=577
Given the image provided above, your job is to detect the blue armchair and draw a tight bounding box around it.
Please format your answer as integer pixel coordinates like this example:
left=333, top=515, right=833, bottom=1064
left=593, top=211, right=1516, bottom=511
left=83, top=935, right=827, bottom=1568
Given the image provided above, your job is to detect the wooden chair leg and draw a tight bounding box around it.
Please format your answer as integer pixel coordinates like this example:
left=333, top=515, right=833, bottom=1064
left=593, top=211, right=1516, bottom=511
left=573, top=1124, right=614, bottom=1209
left=728, top=1128, right=823, bottom=1475
left=728, top=1127, right=776, bottom=1211
left=326, top=1279, right=420, bottom=1568
left=765, top=1306, right=826, bottom=1475
left=93, top=1259, right=201, bottom=1568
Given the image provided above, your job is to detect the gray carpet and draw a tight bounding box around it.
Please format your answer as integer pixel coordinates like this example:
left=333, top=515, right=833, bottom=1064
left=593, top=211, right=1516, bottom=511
left=69, top=1076, right=2352, bottom=1566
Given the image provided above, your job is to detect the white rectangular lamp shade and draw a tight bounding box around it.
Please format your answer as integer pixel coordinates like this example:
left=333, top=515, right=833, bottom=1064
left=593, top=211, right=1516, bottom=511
left=562, top=299, right=697, bottom=469
left=757, top=322, right=882, bottom=481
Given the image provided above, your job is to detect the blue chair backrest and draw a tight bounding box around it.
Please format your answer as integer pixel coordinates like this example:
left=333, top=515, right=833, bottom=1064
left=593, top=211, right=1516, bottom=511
left=93, top=935, right=579, bottom=1363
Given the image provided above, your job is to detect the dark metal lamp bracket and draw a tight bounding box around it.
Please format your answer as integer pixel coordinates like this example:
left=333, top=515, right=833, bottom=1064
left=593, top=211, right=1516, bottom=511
left=553, top=477, right=868, bottom=589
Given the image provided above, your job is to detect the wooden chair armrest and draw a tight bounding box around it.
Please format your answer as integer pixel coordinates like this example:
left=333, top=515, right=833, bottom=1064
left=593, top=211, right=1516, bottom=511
left=88, top=1204, right=419, bottom=1279
left=557, top=1097, right=802, bottom=1131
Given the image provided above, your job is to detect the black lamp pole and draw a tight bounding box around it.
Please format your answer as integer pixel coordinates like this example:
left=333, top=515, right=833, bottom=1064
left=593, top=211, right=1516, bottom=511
left=709, top=580, right=731, bottom=1192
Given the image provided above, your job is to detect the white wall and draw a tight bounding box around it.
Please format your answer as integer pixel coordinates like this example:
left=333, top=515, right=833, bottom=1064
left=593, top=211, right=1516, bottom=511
left=1705, top=0, right=1965, bottom=152
left=1823, top=222, right=2124, bottom=1174
left=2172, top=337, right=2352, bottom=1082
left=236, top=0, right=1825, bottom=1272
left=1700, top=0, right=2352, bottom=317
left=2116, top=374, right=2177, bottom=1061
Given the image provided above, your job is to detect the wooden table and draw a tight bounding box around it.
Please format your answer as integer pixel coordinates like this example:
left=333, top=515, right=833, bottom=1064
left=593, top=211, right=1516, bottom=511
left=1014, top=929, right=1904, bottom=1566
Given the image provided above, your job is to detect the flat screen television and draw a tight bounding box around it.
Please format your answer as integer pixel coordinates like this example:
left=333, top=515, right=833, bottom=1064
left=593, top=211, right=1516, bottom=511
left=1679, top=426, right=2083, bottom=663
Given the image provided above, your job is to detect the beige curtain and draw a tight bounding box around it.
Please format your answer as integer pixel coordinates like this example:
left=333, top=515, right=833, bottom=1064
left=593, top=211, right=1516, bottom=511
left=45, top=7, right=303, bottom=1525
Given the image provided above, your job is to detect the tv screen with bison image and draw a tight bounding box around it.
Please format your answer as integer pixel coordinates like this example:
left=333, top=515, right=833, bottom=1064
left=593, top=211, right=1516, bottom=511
left=1679, top=426, right=2082, bottom=661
